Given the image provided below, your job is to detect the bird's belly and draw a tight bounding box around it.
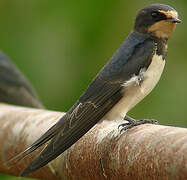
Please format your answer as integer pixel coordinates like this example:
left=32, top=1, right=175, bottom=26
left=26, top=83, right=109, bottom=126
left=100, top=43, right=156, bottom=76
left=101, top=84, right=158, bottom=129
left=104, top=53, right=165, bottom=121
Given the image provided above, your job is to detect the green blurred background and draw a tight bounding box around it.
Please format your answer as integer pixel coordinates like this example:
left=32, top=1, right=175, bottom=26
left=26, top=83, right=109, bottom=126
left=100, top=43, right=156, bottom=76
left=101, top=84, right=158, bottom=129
left=0, top=0, right=186, bottom=179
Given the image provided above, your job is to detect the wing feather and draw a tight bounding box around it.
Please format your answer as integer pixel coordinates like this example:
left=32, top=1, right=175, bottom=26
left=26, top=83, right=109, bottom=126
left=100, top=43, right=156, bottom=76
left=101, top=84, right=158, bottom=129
left=21, top=82, right=122, bottom=175
left=19, top=33, right=156, bottom=176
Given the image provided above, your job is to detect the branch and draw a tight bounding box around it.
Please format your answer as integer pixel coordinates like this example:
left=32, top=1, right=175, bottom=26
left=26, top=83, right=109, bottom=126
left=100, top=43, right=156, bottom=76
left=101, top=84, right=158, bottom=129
left=0, top=104, right=187, bottom=180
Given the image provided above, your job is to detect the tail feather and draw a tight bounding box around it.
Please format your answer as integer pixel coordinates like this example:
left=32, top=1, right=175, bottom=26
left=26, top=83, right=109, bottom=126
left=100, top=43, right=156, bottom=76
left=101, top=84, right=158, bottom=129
left=6, top=114, right=67, bottom=167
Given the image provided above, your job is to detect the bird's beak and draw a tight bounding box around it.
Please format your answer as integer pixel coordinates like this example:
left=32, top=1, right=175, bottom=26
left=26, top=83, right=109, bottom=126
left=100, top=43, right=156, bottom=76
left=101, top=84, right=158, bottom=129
left=166, top=17, right=182, bottom=23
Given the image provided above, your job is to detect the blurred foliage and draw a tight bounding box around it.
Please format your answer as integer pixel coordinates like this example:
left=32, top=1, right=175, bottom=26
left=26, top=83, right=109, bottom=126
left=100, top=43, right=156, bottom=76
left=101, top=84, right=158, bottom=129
left=0, top=174, right=35, bottom=180
left=0, top=0, right=186, bottom=179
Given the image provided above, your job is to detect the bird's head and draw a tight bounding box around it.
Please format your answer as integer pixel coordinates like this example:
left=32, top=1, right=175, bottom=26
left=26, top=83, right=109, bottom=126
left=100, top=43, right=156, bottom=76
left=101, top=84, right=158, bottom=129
left=134, top=4, right=181, bottom=39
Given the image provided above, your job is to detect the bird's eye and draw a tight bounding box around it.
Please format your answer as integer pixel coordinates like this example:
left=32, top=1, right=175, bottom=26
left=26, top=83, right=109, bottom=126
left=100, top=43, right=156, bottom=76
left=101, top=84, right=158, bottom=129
left=151, top=11, right=159, bottom=18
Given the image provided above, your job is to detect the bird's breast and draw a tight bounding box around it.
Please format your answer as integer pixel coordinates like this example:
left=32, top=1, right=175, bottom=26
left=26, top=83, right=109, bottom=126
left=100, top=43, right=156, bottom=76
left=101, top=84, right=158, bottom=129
left=104, top=52, right=165, bottom=121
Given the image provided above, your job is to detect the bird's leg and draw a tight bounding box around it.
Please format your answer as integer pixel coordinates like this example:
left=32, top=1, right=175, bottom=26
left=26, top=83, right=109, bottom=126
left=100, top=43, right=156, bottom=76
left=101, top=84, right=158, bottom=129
left=118, top=115, right=159, bottom=133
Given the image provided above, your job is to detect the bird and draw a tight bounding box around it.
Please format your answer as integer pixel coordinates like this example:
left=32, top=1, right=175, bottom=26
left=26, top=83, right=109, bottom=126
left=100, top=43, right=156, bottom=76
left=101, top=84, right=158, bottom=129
left=0, top=52, right=43, bottom=108
left=18, top=4, right=181, bottom=176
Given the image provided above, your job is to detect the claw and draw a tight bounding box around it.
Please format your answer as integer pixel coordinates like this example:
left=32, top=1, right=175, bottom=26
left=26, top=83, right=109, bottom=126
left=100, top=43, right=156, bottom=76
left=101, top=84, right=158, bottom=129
left=118, top=122, right=131, bottom=130
left=119, top=118, right=159, bottom=134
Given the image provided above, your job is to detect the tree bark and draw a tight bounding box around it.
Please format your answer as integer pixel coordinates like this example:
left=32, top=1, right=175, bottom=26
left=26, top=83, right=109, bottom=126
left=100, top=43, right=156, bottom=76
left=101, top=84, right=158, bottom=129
left=0, top=104, right=186, bottom=180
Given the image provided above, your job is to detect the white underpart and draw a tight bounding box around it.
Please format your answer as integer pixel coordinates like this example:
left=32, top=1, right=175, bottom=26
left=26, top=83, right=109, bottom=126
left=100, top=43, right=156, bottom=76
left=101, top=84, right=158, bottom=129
left=104, top=53, right=165, bottom=121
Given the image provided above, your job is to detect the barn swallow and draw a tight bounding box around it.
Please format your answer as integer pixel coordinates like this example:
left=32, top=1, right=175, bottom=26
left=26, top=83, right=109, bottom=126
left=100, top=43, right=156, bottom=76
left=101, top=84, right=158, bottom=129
left=0, top=52, right=43, bottom=108
left=19, top=4, right=181, bottom=176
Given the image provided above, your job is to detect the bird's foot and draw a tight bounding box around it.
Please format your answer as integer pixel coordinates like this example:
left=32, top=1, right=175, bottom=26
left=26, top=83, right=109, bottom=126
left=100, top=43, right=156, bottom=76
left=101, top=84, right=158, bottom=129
left=118, top=115, right=159, bottom=133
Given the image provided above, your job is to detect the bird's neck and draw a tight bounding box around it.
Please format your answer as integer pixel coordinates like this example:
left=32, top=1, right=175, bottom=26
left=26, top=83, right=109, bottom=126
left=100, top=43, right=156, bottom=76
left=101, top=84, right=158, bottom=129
left=132, top=31, right=168, bottom=59
left=152, top=37, right=168, bottom=60
left=133, top=31, right=168, bottom=59
left=131, top=30, right=150, bottom=39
